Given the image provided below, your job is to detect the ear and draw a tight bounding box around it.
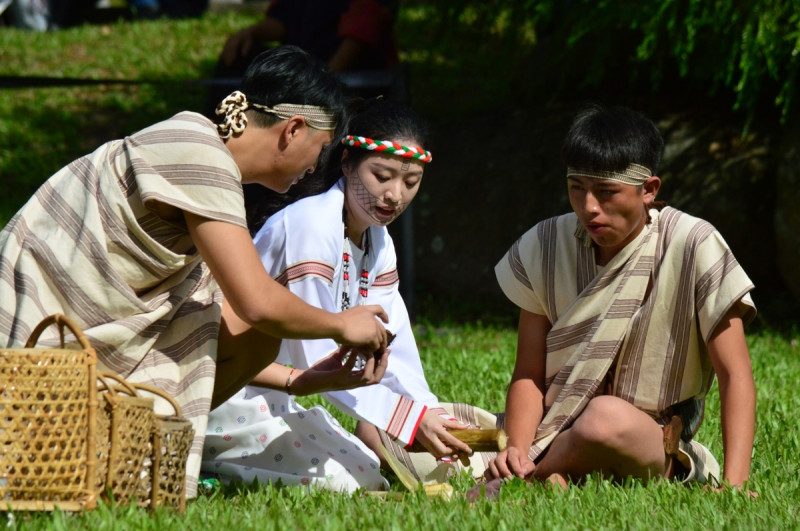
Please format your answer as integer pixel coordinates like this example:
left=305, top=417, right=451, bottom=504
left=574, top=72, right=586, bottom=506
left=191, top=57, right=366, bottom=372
left=281, top=116, right=307, bottom=144
left=643, top=176, right=661, bottom=204
left=340, top=149, right=353, bottom=176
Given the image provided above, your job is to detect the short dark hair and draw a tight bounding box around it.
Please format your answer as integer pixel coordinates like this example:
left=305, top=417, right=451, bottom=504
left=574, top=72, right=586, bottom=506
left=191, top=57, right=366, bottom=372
left=241, top=45, right=348, bottom=141
left=244, top=98, right=429, bottom=235
left=561, top=104, right=664, bottom=175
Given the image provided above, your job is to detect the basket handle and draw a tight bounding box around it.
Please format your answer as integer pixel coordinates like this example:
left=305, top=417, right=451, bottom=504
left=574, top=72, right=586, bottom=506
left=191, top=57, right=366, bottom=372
left=129, top=382, right=183, bottom=417
left=96, top=371, right=142, bottom=400
left=24, top=313, right=95, bottom=354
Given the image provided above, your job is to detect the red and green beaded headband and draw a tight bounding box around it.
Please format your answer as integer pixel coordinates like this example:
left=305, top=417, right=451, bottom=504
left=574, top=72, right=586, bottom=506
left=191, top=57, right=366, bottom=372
left=342, top=135, right=433, bottom=163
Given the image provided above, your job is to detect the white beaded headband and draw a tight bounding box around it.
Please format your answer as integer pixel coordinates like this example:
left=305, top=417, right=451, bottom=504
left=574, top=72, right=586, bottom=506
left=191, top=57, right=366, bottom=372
left=215, top=90, right=337, bottom=139
left=566, top=163, right=652, bottom=185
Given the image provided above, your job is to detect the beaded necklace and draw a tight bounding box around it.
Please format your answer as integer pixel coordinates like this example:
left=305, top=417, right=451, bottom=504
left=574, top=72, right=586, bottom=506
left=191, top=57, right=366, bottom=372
left=341, top=209, right=370, bottom=311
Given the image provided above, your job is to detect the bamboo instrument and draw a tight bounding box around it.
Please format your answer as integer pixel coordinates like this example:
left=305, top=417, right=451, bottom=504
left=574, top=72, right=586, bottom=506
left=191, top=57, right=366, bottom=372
left=407, top=429, right=508, bottom=453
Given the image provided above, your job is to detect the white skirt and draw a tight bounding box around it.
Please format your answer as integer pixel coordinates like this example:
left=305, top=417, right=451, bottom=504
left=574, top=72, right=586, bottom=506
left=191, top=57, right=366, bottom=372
left=202, top=387, right=389, bottom=493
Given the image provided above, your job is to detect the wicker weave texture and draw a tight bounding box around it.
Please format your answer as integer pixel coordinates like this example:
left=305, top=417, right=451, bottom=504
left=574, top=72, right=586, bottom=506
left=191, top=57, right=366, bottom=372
left=131, top=384, right=194, bottom=512
left=2, top=315, right=193, bottom=513
left=0, top=315, right=98, bottom=511
left=141, top=416, right=194, bottom=511
left=95, top=374, right=155, bottom=504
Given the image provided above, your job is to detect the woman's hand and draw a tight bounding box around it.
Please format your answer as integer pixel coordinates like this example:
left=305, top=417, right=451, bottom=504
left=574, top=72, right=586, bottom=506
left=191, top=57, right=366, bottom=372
left=290, top=345, right=389, bottom=396
left=485, top=446, right=536, bottom=481
left=413, top=410, right=474, bottom=461
left=337, top=305, right=389, bottom=351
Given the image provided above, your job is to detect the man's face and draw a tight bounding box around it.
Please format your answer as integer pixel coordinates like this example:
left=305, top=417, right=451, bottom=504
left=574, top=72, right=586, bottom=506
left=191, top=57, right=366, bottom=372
left=567, top=175, right=653, bottom=263
left=277, top=126, right=334, bottom=193
left=239, top=120, right=333, bottom=193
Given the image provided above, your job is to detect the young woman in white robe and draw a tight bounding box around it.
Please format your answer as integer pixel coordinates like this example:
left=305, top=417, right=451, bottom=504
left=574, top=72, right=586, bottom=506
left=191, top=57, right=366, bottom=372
left=202, top=100, right=498, bottom=492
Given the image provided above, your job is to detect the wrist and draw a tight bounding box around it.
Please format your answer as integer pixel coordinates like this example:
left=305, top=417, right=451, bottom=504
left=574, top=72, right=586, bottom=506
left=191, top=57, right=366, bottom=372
left=506, top=438, right=533, bottom=453
left=332, top=311, right=347, bottom=344
left=288, top=368, right=314, bottom=396
left=285, top=367, right=296, bottom=395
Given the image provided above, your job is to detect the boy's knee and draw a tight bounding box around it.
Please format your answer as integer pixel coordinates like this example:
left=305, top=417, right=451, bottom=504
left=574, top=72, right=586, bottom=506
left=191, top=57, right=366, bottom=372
left=571, top=396, right=635, bottom=448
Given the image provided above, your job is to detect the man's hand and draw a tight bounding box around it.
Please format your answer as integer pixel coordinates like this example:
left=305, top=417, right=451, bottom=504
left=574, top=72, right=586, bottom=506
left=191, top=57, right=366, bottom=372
left=338, top=304, right=389, bottom=351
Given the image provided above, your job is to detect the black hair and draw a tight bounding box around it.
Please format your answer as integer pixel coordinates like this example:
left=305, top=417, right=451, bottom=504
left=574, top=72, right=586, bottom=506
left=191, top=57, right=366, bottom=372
left=240, top=45, right=348, bottom=141
left=340, top=97, right=429, bottom=169
left=561, top=104, right=664, bottom=175
left=245, top=97, right=429, bottom=235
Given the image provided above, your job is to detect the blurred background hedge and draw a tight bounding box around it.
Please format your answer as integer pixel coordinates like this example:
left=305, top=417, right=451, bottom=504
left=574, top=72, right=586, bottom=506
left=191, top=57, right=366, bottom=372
left=2, top=0, right=799, bottom=326
left=399, top=0, right=800, bottom=124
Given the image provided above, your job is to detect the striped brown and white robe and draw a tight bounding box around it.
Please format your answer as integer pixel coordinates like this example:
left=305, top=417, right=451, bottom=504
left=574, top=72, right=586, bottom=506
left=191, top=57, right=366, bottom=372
left=0, top=111, right=247, bottom=497
left=495, top=207, right=756, bottom=462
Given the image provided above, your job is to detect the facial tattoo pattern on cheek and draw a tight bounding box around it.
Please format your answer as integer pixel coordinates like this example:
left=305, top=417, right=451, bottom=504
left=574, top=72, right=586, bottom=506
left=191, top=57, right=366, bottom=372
left=348, top=169, right=409, bottom=225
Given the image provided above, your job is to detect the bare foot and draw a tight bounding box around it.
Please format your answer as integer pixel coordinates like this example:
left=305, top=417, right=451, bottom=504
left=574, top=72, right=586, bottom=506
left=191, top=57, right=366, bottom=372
left=544, top=473, right=568, bottom=490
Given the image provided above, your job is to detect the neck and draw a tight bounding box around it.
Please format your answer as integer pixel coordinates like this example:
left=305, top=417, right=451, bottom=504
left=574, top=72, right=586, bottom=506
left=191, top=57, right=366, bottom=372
left=344, top=205, right=370, bottom=249
left=223, top=123, right=281, bottom=185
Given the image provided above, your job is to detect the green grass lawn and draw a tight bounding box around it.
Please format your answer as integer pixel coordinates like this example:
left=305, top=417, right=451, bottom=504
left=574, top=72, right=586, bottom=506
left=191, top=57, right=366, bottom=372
left=6, top=324, right=800, bottom=529
left=2, top=10, right=800, bottom=530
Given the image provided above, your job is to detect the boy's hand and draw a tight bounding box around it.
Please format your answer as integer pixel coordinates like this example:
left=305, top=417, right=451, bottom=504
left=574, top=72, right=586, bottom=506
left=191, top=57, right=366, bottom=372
left=485, top=446, right=535, bottom=480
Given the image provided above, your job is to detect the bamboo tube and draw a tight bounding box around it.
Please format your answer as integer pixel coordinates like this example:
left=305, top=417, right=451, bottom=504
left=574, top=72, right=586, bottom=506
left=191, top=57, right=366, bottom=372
left=408, top=429, right=508, bottom=453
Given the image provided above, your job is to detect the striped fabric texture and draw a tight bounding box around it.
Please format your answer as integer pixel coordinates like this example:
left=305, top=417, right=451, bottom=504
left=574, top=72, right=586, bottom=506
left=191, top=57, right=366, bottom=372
left=0, top=112, right=246, bottom=497
left=275, top=260, right=336, bottom=286
left=372, top=268, right=400, bottom=288
left=495, top=207, right=755, bottom=462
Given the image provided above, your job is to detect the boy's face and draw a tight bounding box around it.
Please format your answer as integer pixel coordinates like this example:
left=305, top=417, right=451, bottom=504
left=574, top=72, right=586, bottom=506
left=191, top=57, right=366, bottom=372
left=567, top=175, right=660, bottom=264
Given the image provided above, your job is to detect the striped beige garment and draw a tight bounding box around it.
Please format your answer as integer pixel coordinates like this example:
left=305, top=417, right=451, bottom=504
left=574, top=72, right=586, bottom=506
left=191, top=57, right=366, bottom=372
left=0, top=111, right=247, bottom=498
left=495, top=207, right=755, bottom=461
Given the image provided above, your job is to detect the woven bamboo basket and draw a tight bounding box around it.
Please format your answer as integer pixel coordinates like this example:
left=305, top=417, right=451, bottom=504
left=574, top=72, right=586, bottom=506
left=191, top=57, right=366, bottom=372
left=130, top=383, right=194, bottom=512
left=95, top=372, right=154, bottom=505
left=0, top=314, right=98, bottom=511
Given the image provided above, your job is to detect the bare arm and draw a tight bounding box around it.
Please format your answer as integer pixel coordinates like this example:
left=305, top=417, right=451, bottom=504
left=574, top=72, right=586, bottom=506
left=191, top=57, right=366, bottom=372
left=488, top=309, right=550, bottom=479
left=186, top=212, right=388, bottom=347
left=707, top=305, right=756, bottom=488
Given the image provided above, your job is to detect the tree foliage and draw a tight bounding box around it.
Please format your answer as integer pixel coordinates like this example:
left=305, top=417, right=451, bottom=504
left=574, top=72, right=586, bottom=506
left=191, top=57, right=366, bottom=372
left=403, top=0, right=800, bottom=122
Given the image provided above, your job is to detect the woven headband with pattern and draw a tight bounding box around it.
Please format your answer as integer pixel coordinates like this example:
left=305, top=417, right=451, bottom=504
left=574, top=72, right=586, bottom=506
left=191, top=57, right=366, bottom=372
left=566, top=163, right=652, bottom=185
left=215, top=90, right=336, bottom=139
left=342, top=135, right=432, bottom=163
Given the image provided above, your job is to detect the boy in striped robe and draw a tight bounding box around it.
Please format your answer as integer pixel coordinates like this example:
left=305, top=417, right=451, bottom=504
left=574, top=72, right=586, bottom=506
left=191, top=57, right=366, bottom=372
left=479, top=104, right=756, bottom=498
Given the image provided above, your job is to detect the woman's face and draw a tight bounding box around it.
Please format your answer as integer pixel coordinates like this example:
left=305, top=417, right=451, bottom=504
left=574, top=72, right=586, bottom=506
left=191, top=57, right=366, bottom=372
left=343, top=139, right=425, bottom=228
